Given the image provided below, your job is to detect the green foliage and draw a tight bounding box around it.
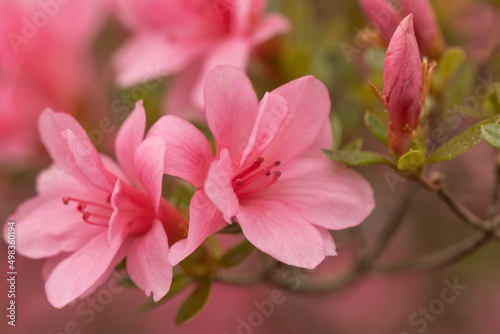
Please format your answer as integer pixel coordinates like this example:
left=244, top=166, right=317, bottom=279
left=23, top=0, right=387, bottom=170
left=427, top=116, right=500, bottom=163
left=175, top=277, right=212, bottom=325
left=219, top=240, right=255, bottom=268
left=364, top=111, right=388, bottom=147
left=481, top=124, right=500, bottom=149
left=323, top=149, right=393, bottom=166
left=342, top=138, right=363, bottom=151
left=397, top=150, right=426, bottom=177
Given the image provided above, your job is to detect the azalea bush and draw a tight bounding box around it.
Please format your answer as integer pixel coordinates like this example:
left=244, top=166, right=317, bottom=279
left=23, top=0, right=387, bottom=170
left=2, top=0, right=500, bottom=333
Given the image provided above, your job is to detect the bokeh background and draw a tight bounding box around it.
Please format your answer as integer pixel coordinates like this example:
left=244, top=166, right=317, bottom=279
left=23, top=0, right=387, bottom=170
left=1, top=0, right=500, bottom=333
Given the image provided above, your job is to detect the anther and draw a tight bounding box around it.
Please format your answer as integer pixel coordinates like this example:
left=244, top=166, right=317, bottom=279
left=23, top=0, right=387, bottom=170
left=232, top=157, right=264, bottom=181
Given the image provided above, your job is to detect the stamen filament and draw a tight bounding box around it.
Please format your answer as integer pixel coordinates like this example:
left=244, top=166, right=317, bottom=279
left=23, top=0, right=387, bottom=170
left=232, top=157, right=264, bottom=181
left=62, top=196, right=112, bottom=211
left=237, top=171, right=281, bottom=196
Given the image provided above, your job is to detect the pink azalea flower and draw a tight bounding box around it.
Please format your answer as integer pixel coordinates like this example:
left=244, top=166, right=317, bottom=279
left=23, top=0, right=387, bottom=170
left=384, top=15, right=422, bottom=156
left=149, top=66, right=375, bottom=269
left=4, top=101, right=187, bottom=308
left=358, top=0, right=444, bottom=59
left=111, top=0, right=290, bottom=120
left=0, top=0, right=108, bottom=165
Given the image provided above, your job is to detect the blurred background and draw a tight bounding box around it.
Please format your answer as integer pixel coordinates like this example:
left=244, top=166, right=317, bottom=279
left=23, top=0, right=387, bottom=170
left=1, top=0, right=500, bottom=333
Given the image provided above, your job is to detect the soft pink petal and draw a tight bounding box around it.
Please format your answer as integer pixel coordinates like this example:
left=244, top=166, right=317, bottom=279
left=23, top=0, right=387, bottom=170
left=38, top=109, right=102, bottom=186
left=45, top=231, right=127, bottom=308
left=205, top=66, right=258, bottom=160
left=317, top=227, right=337, bottom=256
left=236, top=199, right=326, bottom=269
left=263, top=76, right=331, bottom=163
left=134, top=137, right=166, bottom=211
left=147, top=115, right=213, bottom=188
left=63, top=129, right=117, bottom=193
left=204, top=148, right=239, bottom=223
left=163, top=60, right=206, bottom=121
left=9, top=191, right=105, bottom=259
left=193, top=37, right=252, bottom=111
left=251, top=13, right=291, bottom=45
left=126, top=218, right=172, bottom=301
left=108, top=180, right=155, bottom=244
left=168, top=190, right=226, bottom=266
left=36, top=164, right=85, bottom=195
left=239, top=92, right=288, bottom=167
left=115, top=100, right=146, bottom=187
left=358, top=0, right=401, bottom=42
left=113, top=33, right=206, bottom=87
left=250, top=158, right=375, bottom=230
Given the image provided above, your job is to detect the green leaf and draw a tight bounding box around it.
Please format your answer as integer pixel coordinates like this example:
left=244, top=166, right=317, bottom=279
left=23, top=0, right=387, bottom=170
left=218, top=223, right=243, bottom=234
left=397, top=150, right=425, bottom=177
left=175, top=277, right=212, bottom=325
left=219, top=240, right=255, bottom=268
left=364, top=112, right=388, bottom=147
left=481, top=124, right=500, bottom=149
left=331, top=112, right=343, bottom=150
left=426, top=115, right=500, bottom=163
left=342, top=138, right=363, bottom=151
left=138, top=273, right=193, bottom=315
left=117, top=274, right=137, bottom=289
left=322, top=149, right=393, bottom=166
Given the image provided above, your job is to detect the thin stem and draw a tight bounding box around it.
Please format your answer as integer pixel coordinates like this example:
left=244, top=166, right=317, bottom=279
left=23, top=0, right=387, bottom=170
left=373, top=231, right=490, bottom=273
left=416, top=174, right=484, bottom=230
left=488, top=150, right=500, bottom=218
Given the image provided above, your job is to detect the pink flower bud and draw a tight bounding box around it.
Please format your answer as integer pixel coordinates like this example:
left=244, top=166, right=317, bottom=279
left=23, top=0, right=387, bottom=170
left=383, top=15, right=422, bottom=156
left=399, top=0, right=444, bottom=59
left=358, top=0, right=444, bottom=59
left=358, top=0, right=401, bottom=42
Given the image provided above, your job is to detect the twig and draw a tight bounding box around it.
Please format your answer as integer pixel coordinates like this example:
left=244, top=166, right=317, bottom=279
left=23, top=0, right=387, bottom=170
left=416, top=174, right=484, bottom=230
left=373, top=231, right=490, bottom=273
left=488, top=150, right=500, bottom=218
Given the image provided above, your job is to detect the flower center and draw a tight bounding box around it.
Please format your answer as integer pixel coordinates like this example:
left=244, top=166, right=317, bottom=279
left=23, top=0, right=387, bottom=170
left=62, top=196, right=113, bottom=228
left=231, top=157, right=282, bottom=196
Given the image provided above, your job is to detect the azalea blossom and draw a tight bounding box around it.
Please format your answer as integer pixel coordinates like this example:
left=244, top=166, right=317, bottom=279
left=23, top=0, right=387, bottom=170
left=4, top=101, right=187, bottom=308
left=358, top=0, right=444, bottom=59
left=384, top=15, right=422, bottom=156
left=0, top=0, right=108, bottom=165
left=149, top=66, right=375, bottom=269
left=111, top=0, right=290, bottom=120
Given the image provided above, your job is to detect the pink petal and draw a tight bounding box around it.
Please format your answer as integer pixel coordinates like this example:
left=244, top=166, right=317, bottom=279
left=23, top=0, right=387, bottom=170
left=36, top=164, right=85, bottom=195
left=134, top=137, right=166, bottom=211
left=263, top=76, right=331, bottom=163
left=302, top=120, right=333, bottom=158
left=205, top=66, right=258, bottom=160
left=193, top=37, right=252, bottom=111
left=236, top=199, right=326, bottom=269
left=239, top=92, right=288, bottom=166
left=10, top=193, right=102, bottom=259
left=250, top=157, right=374, bottom=230
left=38, top=109, right=103, bottom=186
left=113, top=33, right=206, bottom=87
left=251, top=13, right=291, bottom=45
left=63, top=129, right=117, bottom=193
left=44, top=232, right=127, bottom=308
left=168, top=190, right=226, bottom=266
left=317, top=227, right=337, bottom=256
left=163, top=60, right=207, bottom=121
left=204, top=148, right=239, bottom=223
left=147, top=115, right=213, bottom=189
left=126, top=218, right=173, bottom=301
left=108, top=180, right=155, bottom=244
left=115, top=100, right=146, bottom=187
